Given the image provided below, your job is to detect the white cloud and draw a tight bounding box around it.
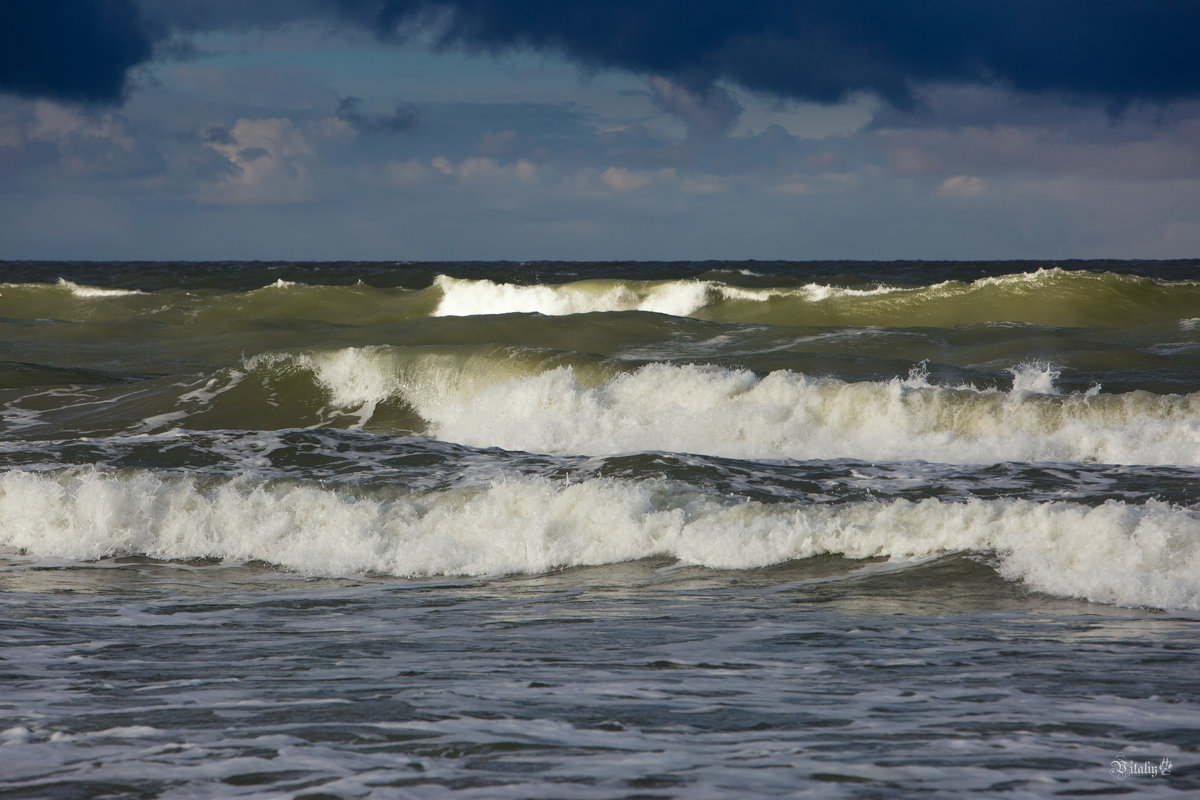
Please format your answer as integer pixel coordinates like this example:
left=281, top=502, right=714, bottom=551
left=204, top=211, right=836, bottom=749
left=648, top=76, right=742, bottom=138
left=431, top=156, right=537, bottom=184
left=770, top=182, right=815, bottom=196
left=199, top=117, right=317, bottom=204
left=31, top=103, right=84, bottom=141
left=29, top=101, right=134, bottom=149
left=770, top=172, right=862, bottom=196
left=601, top=166, right=655, bottom=192
left=559, top=166, right=679, bottom=199
left=0, top=101, right=143, bottom=176
left=939, top=175, right=987, bottom=198
left=315, top=116, right=356, bottom=143
left=385, top=158, right=438, bottom=188
left=875, top=96, right=1200, bottom=183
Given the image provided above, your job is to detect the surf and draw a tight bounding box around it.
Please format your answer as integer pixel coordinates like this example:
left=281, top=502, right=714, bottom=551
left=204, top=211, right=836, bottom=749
left=8, top=344, right=1200, bottom=467
left=2, top=267, right=1198, bottom=330
left=432, top=268, right=1200, bottom=327
left=2, top=468, right=1197, bottom=610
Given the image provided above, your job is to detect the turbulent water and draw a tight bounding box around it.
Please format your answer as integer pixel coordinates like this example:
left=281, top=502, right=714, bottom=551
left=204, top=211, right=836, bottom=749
left=1, top=260, right=1198, bottom=797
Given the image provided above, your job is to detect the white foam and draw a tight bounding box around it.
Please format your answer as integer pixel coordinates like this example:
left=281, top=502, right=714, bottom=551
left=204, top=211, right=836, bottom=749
left=975, top=267, right=1059, bottom=288
left=55, top=278, right=142, bottom=298
left=295, top=348, right=399, bottom=428
left=252, top=349, right=1200, bottom=465
left=250, top=346, right=533, bottom=430
left=1007, top=361, right=1061, bottom=396
left=790, top=282, right=905, bottom=302
left=136, top=412, right=188, bottom=432
left=91, top=726, right=162, bottom=739
left=2, top=470, right=1197, bottom=609
left=1, top=727, right=31, bottom=744
left=395, top=361, right=1200, bottom=466
left=433, top=275, right=712, bottom=317
left=177, top=370, right=247, bottom=405
left=432, top=275, right=917, bottom=319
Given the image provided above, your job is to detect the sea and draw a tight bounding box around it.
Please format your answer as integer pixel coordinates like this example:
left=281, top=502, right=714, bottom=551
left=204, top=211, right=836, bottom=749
left=0, top=260, right=1197, bottom=799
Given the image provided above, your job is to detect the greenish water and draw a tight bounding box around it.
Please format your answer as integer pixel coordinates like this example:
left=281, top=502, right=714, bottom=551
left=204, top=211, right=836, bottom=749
left=1, top=260, right=1197, bottom=797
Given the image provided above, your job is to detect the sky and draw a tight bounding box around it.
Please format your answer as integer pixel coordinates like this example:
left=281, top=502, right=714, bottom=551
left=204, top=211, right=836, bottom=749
left=1, top=0, right=1199, bottom=261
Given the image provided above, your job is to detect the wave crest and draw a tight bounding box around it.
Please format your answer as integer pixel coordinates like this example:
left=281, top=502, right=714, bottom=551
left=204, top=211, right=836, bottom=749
left=431, top=268, right=1200, bottom=327
left=394, top=357, right=1200, bottom=465
left=2, top=469, right=1197, bottom=610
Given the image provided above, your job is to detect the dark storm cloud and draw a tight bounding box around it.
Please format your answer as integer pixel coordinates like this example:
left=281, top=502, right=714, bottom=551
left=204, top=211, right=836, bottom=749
left=4, top=0, right=1198, bottom=107
left=200, top=125, right=236, bottom=146
left=0, top=0, right=153, bottom=104
left=136, top=0, right=327, bottom=32
left=340, top=0, right=1200, bottom=107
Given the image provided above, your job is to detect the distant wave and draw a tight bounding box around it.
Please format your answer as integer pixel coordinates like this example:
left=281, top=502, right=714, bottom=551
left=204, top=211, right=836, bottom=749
left=433, top=268, right=1200, bottom=327
left=432, top=274, right=715, bottom=317
left=0, top=268, right=1196, bottom=328
left=55, top=278, right=144, bottom=298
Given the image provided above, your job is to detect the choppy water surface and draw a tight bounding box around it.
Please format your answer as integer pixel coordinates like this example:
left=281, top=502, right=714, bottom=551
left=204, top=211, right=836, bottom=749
left=1, top=260, right=1198, bottom=797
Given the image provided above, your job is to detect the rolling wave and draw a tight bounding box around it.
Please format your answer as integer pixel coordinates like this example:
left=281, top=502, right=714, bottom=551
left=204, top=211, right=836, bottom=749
left=434, top=268, right=1200, bottom=327
left=4, top=262, right=1200, bottom=614
left=8, top=345, right=1199, bottom=466
left=434, top=373, right=1197, bottom=464
left=1, top=268, right=1197, bottom=328
left=307, top=349, right=1200, bottom=465
left=2, top=469, right=1196, bottom=610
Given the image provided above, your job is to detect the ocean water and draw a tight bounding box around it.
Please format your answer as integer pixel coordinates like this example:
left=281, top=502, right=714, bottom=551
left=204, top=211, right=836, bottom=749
left=1, top=260, right=1197, bottom=798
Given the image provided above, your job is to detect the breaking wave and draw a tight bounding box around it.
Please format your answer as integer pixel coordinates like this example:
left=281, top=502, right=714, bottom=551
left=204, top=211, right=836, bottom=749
left=0, top=268, right=1196, bottom=328
left=2, top=469, right=1197, bottom=610
left=433, top=268, right=1200, bottom=327
left=10, top=346, right=1200, bottom=466
left=297, top=350, right=1200, bottom=466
